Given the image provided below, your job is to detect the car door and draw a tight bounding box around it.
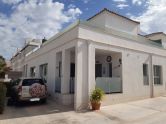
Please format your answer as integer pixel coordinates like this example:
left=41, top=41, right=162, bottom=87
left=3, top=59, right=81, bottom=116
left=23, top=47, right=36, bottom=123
left=21, top=79, right=31, bottom=98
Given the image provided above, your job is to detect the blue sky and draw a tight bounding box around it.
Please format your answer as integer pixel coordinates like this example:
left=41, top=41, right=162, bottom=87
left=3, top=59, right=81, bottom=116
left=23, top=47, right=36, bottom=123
left=0, top=0, right=166, bottom=59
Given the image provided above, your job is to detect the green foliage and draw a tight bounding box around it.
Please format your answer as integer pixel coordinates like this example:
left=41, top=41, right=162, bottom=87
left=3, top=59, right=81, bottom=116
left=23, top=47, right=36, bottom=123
left=0, top=82, right=6, bottom=114
left=90, top=88, right=104, bottom=103
left=0, top=55, right=6, bottom=78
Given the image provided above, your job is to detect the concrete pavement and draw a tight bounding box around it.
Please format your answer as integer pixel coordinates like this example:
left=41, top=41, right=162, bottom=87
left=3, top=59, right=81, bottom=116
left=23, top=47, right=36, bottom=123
left=1, top=97, right=166, bottom=124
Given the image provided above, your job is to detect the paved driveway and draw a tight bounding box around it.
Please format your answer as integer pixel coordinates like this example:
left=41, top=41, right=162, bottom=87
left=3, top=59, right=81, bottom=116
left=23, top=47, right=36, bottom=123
left=1, top=97, right=166, bottom=124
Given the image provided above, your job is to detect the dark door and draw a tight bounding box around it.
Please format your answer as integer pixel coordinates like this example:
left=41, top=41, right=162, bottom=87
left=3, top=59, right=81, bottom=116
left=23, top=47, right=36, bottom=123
left=109, top=63, right=112, bottom=77
left=95, top=64, right=102, bottom=78
left=70, top=63, right=75, bottom=77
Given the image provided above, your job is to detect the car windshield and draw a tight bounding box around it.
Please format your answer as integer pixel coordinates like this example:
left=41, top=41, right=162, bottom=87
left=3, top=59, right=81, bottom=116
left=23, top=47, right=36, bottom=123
left=22, top=79, right=44, bottom=86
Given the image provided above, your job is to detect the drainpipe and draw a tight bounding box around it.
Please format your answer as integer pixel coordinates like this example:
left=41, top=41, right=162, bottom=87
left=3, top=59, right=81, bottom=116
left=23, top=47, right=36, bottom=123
left=149, top=53, right=154, bottom=98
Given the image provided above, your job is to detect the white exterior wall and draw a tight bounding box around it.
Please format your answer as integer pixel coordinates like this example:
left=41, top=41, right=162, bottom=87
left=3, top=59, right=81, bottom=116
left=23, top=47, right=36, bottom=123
left=153, top=56, right=166, bottom=96
left=89, top=42, right=166, bottom=106
left=78, top=25, right=166, bottom=106
left=88, top=11, right=139, bottom=35
left=19, top=26, right=79, bottom=106
left=105, top=12, right=139, bottom=35
left=147, top=34, right=166, bottom=48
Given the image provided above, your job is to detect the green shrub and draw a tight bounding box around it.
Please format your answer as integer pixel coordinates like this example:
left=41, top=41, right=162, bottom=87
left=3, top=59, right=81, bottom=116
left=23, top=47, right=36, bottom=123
left=90, top=88, right=104, bottom=103
left=0, top=82, right=6, bottom=114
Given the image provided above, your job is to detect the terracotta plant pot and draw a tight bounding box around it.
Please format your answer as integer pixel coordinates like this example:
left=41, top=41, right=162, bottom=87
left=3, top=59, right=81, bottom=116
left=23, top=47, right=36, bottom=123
left=91, top=102, right=101, bottom=110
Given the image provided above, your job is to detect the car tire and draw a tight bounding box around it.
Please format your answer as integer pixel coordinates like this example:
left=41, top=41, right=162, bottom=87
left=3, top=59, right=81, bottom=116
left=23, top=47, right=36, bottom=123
left=7, top=98, right=14, bottom=106
left=40, top=98, right=47, bottom=104
left=14, top=99, right=22, bottom=107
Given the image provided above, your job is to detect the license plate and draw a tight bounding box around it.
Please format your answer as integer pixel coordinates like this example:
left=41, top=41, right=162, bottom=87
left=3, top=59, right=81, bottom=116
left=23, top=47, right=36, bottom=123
left=30, top=98, right=40, bottom=102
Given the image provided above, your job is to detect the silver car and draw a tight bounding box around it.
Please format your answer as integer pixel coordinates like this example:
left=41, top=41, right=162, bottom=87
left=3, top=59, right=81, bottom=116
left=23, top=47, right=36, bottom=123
left=12, top=78, right=47, bottom=105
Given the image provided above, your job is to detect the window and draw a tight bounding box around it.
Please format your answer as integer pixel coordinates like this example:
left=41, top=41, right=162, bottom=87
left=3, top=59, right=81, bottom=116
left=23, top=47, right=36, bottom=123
left=152, top=39, right=162, bottom=45
left=39, top=64, right=48, bottom=82
left=30, top=67, right=36, bottom=77
left=143, top=64, right=149, bottom=85
left=22, top=79, right=44, bottom=86
left=154, top=65, right=162, bottom=85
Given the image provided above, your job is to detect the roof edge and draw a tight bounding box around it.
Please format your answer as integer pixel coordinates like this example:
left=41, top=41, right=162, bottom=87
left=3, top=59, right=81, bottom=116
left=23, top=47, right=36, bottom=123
left=87, top=8, right=140, bottom=24
left=145, top=32, right=166, bottom=37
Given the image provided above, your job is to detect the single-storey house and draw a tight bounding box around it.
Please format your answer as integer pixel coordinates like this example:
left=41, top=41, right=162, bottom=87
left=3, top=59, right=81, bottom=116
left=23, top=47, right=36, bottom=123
left=10, top=8, right=166, bottom=110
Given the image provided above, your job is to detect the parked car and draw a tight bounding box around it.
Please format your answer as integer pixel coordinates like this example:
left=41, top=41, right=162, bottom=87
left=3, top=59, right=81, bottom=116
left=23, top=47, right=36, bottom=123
left=8, top=78, right=47, bottom=106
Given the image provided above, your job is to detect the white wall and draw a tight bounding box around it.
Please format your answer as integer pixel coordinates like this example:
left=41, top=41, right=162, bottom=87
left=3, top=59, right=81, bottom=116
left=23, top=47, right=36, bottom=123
left=147, top=34, right=166, bottom=49
left=78, top=28, right=166, bottom=104
left=153, top=56, right=166, bottom=96
left=88, top=11, right=139, bottom=35
left=22, top=26, right=79, bottom=98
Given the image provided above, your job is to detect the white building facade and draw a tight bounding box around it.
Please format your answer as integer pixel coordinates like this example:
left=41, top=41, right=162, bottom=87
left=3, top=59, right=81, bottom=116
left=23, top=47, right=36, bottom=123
left=11, top=9, right=166, bottom=110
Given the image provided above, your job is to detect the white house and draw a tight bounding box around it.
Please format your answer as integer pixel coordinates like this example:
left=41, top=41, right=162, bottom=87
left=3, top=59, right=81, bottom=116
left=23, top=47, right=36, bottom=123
left=11, top=8, right=166, bottom=110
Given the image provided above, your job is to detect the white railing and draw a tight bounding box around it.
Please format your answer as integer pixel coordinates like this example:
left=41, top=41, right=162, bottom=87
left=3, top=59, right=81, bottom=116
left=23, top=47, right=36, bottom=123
left=96, top=77, right=122, bottom=93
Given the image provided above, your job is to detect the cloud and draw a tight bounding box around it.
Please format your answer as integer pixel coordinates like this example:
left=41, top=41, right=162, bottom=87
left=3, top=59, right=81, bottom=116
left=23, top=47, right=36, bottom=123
left=0, top=0, right=82, bottom=59
left=82, top=0, right=90, bottom=4
left=132, top=0, right=144, bottom=6
left=113, top=0, right=126, bottom=2
left=131, top=0, right=166, bottom=34
left=113, top=0, right=128, bottom=9
left=116, top=4, right=129, bottom=9
left=1, top=0, right=22, bottom=4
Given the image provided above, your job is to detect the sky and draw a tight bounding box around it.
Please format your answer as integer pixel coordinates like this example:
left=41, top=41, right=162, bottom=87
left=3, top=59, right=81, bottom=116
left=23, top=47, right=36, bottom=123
left=0, top=0, right=166, bottom=60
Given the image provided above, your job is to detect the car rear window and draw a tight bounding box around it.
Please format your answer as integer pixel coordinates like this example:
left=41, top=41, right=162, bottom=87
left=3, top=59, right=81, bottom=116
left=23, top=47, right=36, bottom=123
left=22, top=79, right=44, bottom=86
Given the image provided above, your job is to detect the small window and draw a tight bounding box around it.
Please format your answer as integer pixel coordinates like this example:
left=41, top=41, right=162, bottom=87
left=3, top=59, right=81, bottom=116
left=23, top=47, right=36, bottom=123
left=153, top=65, right=162, bottom=85
left=30, top=67, right=36, bottom=77
left=143, top=64, right=149, bottom=85
left=39, top=64, right=48, bottom=82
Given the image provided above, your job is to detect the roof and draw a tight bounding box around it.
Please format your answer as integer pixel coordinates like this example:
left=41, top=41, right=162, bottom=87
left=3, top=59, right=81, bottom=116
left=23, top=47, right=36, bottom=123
left=145, top=32, right=166, bottom=37
left=87, top=8, right=140, bottom=24
left=79, top=21, right=163, bottom=49
left=11, top=40, right=41, bottom=60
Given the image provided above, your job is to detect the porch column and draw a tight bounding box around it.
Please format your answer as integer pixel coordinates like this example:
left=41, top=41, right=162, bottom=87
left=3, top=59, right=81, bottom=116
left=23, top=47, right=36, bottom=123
left=61, top=49, right=70, bottom=94
left=75, top=40, right=88, bottom=110
left=88, top=42, right=96, bottom=97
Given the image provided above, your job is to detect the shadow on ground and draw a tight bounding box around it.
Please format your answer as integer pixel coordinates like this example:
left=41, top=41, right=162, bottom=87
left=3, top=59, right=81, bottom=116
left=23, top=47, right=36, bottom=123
left=0, top=97, right=74, bottom=120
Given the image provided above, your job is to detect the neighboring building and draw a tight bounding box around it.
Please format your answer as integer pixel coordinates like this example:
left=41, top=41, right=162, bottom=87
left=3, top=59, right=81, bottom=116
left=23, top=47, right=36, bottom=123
left=10, top=39, right=41, bottom=72
left=10, top=8, right=166, bottom=110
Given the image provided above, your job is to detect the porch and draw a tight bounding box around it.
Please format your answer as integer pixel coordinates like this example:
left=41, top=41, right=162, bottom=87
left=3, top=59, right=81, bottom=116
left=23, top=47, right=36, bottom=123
left=54, top=48, right=75, bottom=106
left=53, top=41, right=123, bottom=109
left=95, top=49, right=122, bottom=94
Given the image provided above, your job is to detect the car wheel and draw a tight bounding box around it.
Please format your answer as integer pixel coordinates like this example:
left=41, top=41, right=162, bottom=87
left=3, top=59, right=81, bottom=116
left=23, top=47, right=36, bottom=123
left=14, top=99, right=22, bottom=107
left=7, top=98, right=14, bottom=106
left=40, top=98, right=47, bottom=104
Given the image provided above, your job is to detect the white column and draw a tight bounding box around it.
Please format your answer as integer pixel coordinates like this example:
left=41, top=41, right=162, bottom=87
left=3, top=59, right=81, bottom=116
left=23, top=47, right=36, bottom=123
left=88, top=42, right=96, bottom=98
left=75, top=40, right=89, bottom=110
left=61, top=49, right=71, bottom=94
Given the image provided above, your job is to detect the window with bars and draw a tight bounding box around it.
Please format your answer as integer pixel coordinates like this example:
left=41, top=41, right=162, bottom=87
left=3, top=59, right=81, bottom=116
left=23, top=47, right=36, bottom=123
left=39, top=63, right=48, bottom=83
left=153, top=65, right=162, bottom=85
left=30, top=66, right=36, bottom=77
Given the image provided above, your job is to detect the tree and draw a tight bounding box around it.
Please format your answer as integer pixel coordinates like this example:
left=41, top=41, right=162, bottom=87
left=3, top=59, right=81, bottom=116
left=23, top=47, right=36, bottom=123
left=0, top=56, right=6, bottom=78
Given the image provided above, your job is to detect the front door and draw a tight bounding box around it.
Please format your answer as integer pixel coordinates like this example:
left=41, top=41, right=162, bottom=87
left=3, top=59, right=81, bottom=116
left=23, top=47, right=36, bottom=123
left=95, top=64, right=102, bottom=78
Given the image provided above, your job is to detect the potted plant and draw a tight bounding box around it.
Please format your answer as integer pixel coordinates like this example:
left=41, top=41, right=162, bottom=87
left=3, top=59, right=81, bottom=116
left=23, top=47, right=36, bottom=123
left=90, top=88, right=104, bottom=110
